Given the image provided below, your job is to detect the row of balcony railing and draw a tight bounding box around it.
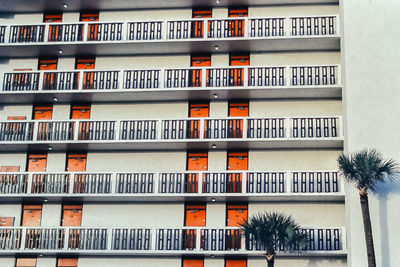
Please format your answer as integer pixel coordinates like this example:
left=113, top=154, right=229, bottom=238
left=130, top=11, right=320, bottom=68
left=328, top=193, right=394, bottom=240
left=0, top=171, right=342, bottom=195
left=0, top=16, right=338, bottom=45
left=0, top=117, right=341, bottom=142
left=1, top=65, right=340, bottom=92
left=0, top=226, right=344, bottom=253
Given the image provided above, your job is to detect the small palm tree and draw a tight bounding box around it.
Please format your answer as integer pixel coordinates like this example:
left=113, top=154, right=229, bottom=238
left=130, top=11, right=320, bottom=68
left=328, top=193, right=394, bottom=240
left=338, top=149, right=398, bottom=267
left=239, top=212, right=307, bottom=267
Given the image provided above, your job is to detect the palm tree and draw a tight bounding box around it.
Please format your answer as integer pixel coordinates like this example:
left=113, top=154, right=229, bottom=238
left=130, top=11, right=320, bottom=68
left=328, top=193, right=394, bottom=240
left=337, top=149, right=398, bottom=267
left=239, top=212, right=307, bottom=267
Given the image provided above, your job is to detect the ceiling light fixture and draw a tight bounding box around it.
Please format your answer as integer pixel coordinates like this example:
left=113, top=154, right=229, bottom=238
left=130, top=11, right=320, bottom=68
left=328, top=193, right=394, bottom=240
left=63, top=3, right=68, bottom=8
left=212, top=144, right=217, bottom=149
left=216, top=0, right=221, bottom=4
left=48, top=146, right=53, bottom=151
left=213, top=93, right=218, bottom=99
left=211, top=198, right=216, bottom=202
left=58, top=49, right=63, bottom=54
left=213, top=45, right=219, bottom=51
left=53, top=97, right=58, bottom=102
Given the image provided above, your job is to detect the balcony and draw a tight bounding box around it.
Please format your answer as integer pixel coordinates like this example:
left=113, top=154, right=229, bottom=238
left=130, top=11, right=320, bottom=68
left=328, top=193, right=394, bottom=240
left=0, top=65, right=341, bottom=103
left=0, top=15, right=340, bottom=57
left=0, top=171, right=344, bottom=202
left=0, top=226, right=346, bottom=256
left=0, top=0, right=340, bottom=13
left=0, top=116, right=343, bottom=151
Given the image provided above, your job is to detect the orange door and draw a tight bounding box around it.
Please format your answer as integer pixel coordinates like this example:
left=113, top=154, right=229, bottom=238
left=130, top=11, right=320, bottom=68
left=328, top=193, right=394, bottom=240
left=15, top=258, right=37, bottom=267
left=185, top=204, right=206, bottom=226
left=226, top=204, right=247, bottom=226
left=21, top=205, right=42, bottom=226
left=33, top=105, right=53, bottom=120
left=0, top=217, right=14, bottom=226
left=39, top=58, right=58, bottom=90
left=229, top=101, right=249, bottom=117
left=183, top=258, right=204, bottom=267
left=27, top=154, right=47, bottom=172
left=228, top=8, right=247, bottom=37
left=229, top=54, right=249, bottom=86
left=1, top=166, right=20, bottom=172
left=44, top=13, right=63, bottom=41
left=191, top=54, right=211, bottom=87
left=227, top=151, right=248, bottom=171
left=188, top=102, right=209, bottom=139
left=57, top=258, right=78, bottom=267
left=225, top=259, right=247, bottom=267
left=61, top=205, right=82, bottom=226
left=80, top=12, right=100, bottom=41
left=66, top=153, right=87, bottom=172
left=76, top=57, right=96, bottom=89
left=192, top=8, right=212, bottom=39
left=71, top=105, right=91, bottom=119
left=186, top=152, right=207, bottom=193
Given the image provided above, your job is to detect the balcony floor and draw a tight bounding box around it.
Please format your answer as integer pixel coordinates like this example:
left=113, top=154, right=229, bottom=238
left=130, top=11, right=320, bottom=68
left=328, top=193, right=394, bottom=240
left=0, top=86, right=342, bottom=104
left=0, top=37, right=340, bottom=58
left=0, top=139, right=344, bottom=152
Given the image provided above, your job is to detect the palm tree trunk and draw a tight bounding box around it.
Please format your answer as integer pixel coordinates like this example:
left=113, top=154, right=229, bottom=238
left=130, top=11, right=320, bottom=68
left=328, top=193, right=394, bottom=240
left=360, top=194, right=376, bottom=267
left=267, top=259, right=274, bottom=267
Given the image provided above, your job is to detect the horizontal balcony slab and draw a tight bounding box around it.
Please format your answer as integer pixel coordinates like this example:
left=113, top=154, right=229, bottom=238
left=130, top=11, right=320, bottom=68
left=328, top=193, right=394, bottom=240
left=0, top=0, right=339, bottom=13
left=0, top=139, right=344, bottom=152
left=0, top=86, right=342, bottom=104
left=0, top=65, right=342, bottom=103
left=0, top=37, right=340, bottom=57
left=0, top=116, right=343, bottom=151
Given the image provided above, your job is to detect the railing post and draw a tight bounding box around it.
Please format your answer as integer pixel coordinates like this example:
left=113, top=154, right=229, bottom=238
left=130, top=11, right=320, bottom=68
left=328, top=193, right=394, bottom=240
left=243, top=18, right=249, bottom=38
left=242, top=118, right=248, bottom=139
left=285, top=65, right=290, bottom=87
left=110, top=173, right=116, bottom=194
left=73, top=120, right=80, bottom=141
left=20, top=228, right=26, bottom=250
left=338, top=116, right=344, bottom=139
left=286, top=172, right=291, bottom=193
left=157, top=119, right=163, bottom=140
left=199, top=118, right=205, bottom=140
left=341, top=227, right=346, bottom=251
left=158, top=69, right=164, bottom=90
left=27, top=173, right=33, bottom=194
left=198, top=172, right=202, bottom=194
left=243, top=67, right=248, bottom=87
left=63, top=227, right=70, bottom=249
left=335, top=15, right=340, bottom=36
left=154, top=172, right=160, bottom=194
left=201, top=67, right=207, bottom=88
left=32, top=120, right=38, bottom=142
left=43, top=24, right=50, bottom=43
left=107, top=228, right=113, bottom=251
left=78, top=70, right=84, bottom=90
left=82, top=22, right=88, bottom=42
left=121, top=22, right=128, bottom=41
left=195, top=227, right=201, bottom=251
left=242, top=171, right=247, bottom=193
left=161, top=20, right=167, bottom=40
left=69, top=174, right=75, bottom=194
left=151, top=228, right=157, bottom=251
left=285, top=16, right=291, bottom=37
left=3, top=25, right=10, bottom=44
left=285, top=117, right=291, bottom=138
left=37, top=71, right=44, bottom=91
left=114, top=120, right=120, bottom=141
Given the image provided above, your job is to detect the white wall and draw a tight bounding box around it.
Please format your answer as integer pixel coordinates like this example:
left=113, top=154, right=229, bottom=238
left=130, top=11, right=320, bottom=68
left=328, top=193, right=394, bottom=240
left=341, top=0, right=400, bottom=266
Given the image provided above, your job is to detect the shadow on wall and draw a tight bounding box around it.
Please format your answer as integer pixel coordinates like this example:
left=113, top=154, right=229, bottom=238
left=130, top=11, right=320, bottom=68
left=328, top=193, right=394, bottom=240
left=306, top=258, right=346, bottom=267
left=375, top=178, right=400, bottom=267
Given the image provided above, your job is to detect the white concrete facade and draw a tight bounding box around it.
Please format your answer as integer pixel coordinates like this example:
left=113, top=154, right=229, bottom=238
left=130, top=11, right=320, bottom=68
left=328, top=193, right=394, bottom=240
left=0, top=2, right=359, bottom=267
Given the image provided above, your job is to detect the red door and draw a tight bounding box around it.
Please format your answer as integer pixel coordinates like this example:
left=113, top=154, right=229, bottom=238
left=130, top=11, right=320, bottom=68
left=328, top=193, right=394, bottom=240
left=184, top=204, right=206, bottom=250
left=39, top=58, right=58, bottom=90
left=66, top=153, right=87, bottom=172
left=226, top=151, right=247, bottom=193
left=228, top=7, right=248, bottom=37
left=228, top=101, right=248, bottom=138
left=191, top=54, right=211, bottom=87
left=33, top=105, right=53, bottom=120
left=21, top=205, right=42, bottom=226
left=61, top=205, right=82, bottom=226
left=27, top=153, right=47, bottom=172
left=229, top=54, right=249, bottom=86
left=192, top=8, right=212, bottom=38
left=71, top=104, right=91, bottom=139
left=186, top=152, right=208, bottom=193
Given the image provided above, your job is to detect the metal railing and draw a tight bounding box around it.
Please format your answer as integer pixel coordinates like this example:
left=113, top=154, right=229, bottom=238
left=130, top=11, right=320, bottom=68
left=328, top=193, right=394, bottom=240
left=0, top=15, right=339, bottom=45
left=1, top=65, right=340, bottom=93
left=0, top=226, right=345, bottom=254
left=0, top=171, right=343, bottom=196
left=0, top=116, right=342, bottom=143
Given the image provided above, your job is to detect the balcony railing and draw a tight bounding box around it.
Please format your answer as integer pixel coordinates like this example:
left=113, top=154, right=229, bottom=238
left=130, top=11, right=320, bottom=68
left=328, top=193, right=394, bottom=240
left=0, top=226, right=345, bottom=255
left=0, top=15, right=339, bottom=45
left=1, top=65, right=340, bottom=93
left=0, top=116, right=342, bottom=144
left=0, top=171, right=343, bottom=198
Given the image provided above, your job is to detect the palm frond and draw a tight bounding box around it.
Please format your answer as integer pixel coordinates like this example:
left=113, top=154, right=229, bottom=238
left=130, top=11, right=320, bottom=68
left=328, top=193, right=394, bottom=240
left=239, top=212, right=307, bottom=255
left=337, top=149, right=399, bottom=192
